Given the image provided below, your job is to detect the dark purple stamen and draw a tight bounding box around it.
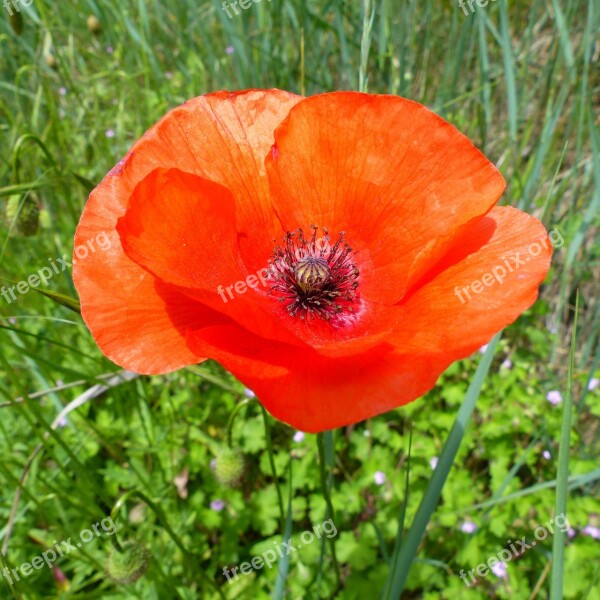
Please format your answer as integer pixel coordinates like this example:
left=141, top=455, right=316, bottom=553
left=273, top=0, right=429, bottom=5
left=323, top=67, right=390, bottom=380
left=267, top=225, right=359, bottom=321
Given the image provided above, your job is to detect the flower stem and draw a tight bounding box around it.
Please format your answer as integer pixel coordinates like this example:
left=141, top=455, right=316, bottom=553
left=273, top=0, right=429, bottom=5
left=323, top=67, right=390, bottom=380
left=261, top=405, right=285, bottom=531
left=226, top=397, right=251, bottom=447
left=317, top=431, right=340, bottom=585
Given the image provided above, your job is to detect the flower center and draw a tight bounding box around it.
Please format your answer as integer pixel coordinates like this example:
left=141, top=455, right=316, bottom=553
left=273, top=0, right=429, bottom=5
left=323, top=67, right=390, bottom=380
left=268, top=225, right=360, bottom=321
left=294, top=256, right=330, bottom=292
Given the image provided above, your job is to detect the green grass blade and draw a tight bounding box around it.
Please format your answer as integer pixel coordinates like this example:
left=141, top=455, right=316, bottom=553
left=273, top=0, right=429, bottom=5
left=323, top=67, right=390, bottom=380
left=273, top=462, right=294, bottom=600
left=261, top=405, right=285, bottom=532
left=550, top=292, right=578, bottom=599
left=382, top=423, right=412, bottom=599
left=316, top=430, right=340, bottom=593
left=498, top=0, right=517, bottom=143
left=382, top=334, right=500, bottom=598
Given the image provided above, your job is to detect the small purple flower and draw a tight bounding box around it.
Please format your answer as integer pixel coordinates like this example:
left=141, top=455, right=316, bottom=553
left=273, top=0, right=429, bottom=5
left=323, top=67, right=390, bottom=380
left=501, top=358, right=512, bottom=370
left=479, top=344, right=489, bottom=354
left=225, top=45, right=235, bottom=55
left=373, top=471, right=386, bottom=485
left=210, top=458, right=217, bottom=470
left=210, top=499, right=225, bottom=512
left=542, top=450, right=551, bottom=460
left=546, top=390, right=562, bottom=405
left=491, top=561, right=508, bottom=578
left=582, top=525, right=600, bottom=539
left=105, top=128, right=115, bottom=138
left=57, top=416, right=68, bottom=428
left=106, top=46, right=114, bottom=54
left=567, top=527, right=576, bottom=538
left=588, top=378, right=599, bottom=392
left=58, top=87, right=67, bottom=96
left=461, top=520, right=477, bottom=534
left=165, top=71, right=173, bottom=80
left=293, top=431, right=305, bottom=443
left=429, top=456, right=439, bottom=470
left=243, top=388, right=255, bottom=398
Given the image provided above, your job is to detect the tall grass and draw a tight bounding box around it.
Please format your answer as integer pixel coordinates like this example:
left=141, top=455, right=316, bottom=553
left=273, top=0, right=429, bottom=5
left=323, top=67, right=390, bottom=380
left=0, top=0, right=598, bottom=598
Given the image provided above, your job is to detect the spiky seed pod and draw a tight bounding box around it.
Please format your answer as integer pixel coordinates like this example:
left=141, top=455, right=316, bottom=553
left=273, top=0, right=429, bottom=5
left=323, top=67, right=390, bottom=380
left=6, top=194, right=40, bottom=236
left=214, top=448, right=245, bottom=487
left=106, top=541, right=149, bottom=585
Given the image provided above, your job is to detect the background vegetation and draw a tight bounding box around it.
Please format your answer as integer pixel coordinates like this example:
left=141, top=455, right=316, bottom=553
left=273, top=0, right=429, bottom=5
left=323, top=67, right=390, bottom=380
left=0, top=0, right=599, bottom=598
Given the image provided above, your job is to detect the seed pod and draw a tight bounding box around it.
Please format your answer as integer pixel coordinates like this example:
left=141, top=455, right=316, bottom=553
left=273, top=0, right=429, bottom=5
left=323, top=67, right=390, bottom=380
left=87, top=15, right=102, bottom=34
left=44, top=54, right=57, bottom=69
left=5, top=194, right=40, bottom=236
left=106, top=541, right=149, bottom=585
left=214, top=447, right=244, bottom=487
left=294, top=256, right=330, bottom=292
left=9, top=11, right=24, bottom=36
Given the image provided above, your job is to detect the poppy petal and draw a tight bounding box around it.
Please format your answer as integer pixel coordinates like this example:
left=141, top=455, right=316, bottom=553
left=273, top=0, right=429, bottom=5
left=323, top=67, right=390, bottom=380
left=116, top=168, right=403, bottom=356
left=74, top=90, right=301, bottom=374
left=185, top=206, right=551, bottom=431
left=186, top=323, right=451, bottom=432
left=115, top=167, right=312, bottom=349
left=119, top=89, right=301, bottom=263
left=265, top=92, right=505, bottom=304
left=398, top=206, right=552, bottom=354
left=117, top=168, right=243, bottom=291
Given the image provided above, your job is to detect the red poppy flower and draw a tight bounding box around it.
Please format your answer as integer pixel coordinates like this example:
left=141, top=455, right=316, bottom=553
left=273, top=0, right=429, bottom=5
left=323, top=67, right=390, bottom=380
left=74, top=89, right=552, bottom=432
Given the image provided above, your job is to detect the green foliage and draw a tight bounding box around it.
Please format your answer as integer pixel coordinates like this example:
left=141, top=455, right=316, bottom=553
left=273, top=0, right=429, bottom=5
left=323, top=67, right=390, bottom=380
left=0, top=0, right=599, bottom=598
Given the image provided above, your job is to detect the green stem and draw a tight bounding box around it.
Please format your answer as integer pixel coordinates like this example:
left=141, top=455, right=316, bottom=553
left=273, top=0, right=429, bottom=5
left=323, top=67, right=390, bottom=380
left=550, top=291, right=578, bottom=599
left=359, top=0, right=375, bottom=93
left=226, top=397, right=251, bottom=447
left=317, top=431, right=340, bottom=586
left=261, top=405, right=285, bottom=531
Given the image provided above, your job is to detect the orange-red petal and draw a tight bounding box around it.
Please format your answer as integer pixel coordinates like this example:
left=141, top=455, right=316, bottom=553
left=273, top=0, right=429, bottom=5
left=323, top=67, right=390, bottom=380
left=185, top=207, right=552, bottom=431
left=74, top=90, right=301, bottom=374
left=265, top=92, right=506, bottom=304
left=74, top=89, right=552, bottom=432
left=186, top=323, right=452, bottom=432
left=398, top=206, right=552, bottom=355
left=116, top=168, right=244, bottom=291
